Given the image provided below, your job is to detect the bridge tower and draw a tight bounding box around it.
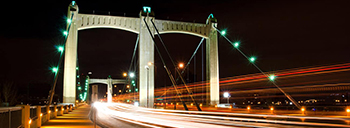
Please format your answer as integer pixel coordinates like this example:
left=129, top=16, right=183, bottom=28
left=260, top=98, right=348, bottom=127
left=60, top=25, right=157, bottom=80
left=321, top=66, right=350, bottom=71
left=63, top=2, right=78, bottom=104
left=63, top=1, right=219, bottom=106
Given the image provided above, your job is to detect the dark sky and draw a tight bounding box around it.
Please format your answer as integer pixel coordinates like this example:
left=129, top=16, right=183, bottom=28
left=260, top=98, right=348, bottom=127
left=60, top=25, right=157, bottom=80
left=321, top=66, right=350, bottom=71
left=1, top=0, right=349, bottom=96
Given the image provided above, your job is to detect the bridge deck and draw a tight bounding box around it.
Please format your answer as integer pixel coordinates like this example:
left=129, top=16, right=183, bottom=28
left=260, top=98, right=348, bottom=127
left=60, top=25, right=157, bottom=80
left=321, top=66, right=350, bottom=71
left=42, top=104, right=100, bottom=128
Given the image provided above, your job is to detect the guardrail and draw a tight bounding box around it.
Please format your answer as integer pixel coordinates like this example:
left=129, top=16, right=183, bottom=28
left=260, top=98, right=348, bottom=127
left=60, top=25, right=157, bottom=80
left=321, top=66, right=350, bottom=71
left=0, top=103, right=79, bottom=128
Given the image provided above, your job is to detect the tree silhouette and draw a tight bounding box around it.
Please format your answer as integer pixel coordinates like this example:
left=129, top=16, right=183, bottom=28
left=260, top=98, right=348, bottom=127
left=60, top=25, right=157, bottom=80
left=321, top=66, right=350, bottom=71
left=1, top=81, right=18, bottom=106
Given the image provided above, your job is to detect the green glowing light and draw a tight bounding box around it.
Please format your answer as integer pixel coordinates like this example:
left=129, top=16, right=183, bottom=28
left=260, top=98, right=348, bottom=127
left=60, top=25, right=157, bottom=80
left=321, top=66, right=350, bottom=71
left=269, top=75, right=276, bottom=81
left=58, top=46, right=64, bottom=52
left=67, top=19, right=71, bottom=23
left=77, top=75, right=79, bottom=78
left=52, top=67, right=58, bottom=73
left=133, top=83, right=136, bottom=86
left=78, top=86, right=81, bottom=90
left=63, top=31, right=68, bottom=36
left=129, top=89, right=131, bottom=92
left=221, top=30, right=226, bottom=35
left=208, top=14, right=214, bottom=19
left=233, top=42, right=239, bottom=48
left=135, top=88, right=138, bottom=92
left=249, top=57, right=256, bottom=62
left=76, top=67, right=79, bottom=70
left=143, top=6, right=151, bottom=13
left=131, top=80, right=135, bottom=84
left=72, top=1, right=75, bottom=6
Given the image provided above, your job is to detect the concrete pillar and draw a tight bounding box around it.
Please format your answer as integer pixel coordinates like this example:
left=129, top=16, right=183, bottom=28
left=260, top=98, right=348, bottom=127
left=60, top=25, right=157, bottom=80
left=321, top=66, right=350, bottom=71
left=36, top=106, right=41, bottom=127
left=206, top=17, right=220, bottom=106
left=46, top=105, right=51, bottom=121
left=139, top=12, right=155, bottom=108
left=92, top=85, right=98, bottom=103
left=107, top=78, right=113, bottom=103
left=63, top=1, right=79, bottom=104
left=54, top=105, right=58, bottom=118
left=17, top=105, right=29, bottom=128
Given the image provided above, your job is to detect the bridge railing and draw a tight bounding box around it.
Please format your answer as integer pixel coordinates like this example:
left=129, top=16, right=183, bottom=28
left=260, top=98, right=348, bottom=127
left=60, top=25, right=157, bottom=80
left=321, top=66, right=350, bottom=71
left=0, top=103, right=79, bottom=128
left=0, top=107, right=22, bottom=128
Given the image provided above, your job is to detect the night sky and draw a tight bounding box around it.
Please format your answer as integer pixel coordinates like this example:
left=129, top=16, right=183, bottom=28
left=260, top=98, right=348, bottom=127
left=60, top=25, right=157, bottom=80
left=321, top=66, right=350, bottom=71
left=1, top=0, right=349, bottom=98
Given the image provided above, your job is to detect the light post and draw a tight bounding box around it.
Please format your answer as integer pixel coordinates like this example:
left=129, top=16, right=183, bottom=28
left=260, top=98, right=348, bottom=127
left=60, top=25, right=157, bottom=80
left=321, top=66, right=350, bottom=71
left=145, top=66, right=150, bottom=108
left=175, top=62, right=184, bottom=84
left=223, top=92, right=230, bottom=104
left=123, top=72, right=127, bottom=77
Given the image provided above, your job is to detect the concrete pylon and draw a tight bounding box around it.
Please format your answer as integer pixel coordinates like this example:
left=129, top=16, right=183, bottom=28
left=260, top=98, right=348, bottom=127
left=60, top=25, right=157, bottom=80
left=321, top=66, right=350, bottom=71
left=91, top=85, right=98, bottom=103
left=139, top=10, right=155, bottom=108
left=206, top=16, right=220, bottom=106
left=107, top=77, right=113, bottom=103
left=63, top=1, right=79, bottom=103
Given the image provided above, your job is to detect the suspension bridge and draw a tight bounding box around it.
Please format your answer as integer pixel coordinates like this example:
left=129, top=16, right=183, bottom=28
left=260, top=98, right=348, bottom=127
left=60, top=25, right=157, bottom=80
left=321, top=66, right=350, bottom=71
left=1, top=1, right=349, bottom=128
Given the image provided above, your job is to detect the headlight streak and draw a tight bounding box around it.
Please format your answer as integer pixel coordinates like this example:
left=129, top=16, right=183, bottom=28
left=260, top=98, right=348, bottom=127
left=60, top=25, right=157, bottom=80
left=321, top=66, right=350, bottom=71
left=116, top=63, right=350, bottom=101
left=94, top=102, right=163, bottom=128
left=95, top=103, right=350, bottom=128
left=95, top=103, right=229, bottom=128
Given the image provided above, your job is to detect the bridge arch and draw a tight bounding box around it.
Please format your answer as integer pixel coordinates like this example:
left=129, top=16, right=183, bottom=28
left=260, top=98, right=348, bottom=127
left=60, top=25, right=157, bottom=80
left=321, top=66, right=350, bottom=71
left=63, top=2, right=219, bottom=107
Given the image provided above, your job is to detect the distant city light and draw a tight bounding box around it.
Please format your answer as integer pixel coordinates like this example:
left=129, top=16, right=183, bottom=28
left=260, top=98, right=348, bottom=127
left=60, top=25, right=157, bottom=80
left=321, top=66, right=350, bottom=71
left=123, top=72, right=127, bottom=77
left=223, top=92, right=230, bottom=98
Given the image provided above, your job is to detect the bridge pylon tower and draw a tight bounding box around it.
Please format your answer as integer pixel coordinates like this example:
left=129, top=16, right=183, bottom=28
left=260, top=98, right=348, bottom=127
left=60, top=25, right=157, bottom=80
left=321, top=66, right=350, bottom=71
left=63, top=1, right=219, bottom=106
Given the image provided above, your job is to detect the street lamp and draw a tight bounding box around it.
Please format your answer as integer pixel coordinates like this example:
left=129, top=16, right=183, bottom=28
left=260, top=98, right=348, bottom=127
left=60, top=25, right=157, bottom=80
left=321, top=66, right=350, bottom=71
left=223, top=92, right=230, bottom=104
left=123, top=72, right=127, bottom=77
left=145, top=66, right=150, bottom=108
left=129, top=72, right=135, bottom=78
left=178, top=63, right=184, bottom=69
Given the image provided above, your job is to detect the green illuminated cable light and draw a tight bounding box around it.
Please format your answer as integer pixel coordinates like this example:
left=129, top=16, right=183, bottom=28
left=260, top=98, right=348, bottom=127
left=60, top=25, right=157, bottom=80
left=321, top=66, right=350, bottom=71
left=233, top=42, right=239, bottom=48
left=135, top=88, right=138, bottom=92
left=58, top=46, right=64, bottom=52
left=52, top=67, right=58, bottom=73
left=63, top=31, right=68, bottom=36
left=269, top=75, right=276, bottom=81
left=72, top=1, right=75, bottom=6
left=221, top=30, right=226, bottom=35
left=67, top=19, right=71, bottom=23
left=249, top=57, right=256, bottom=62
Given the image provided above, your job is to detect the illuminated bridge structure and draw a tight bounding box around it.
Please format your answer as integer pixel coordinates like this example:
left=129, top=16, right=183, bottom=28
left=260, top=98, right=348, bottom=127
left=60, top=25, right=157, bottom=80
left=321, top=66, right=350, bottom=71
left=63, top=1, right=220, bottom=108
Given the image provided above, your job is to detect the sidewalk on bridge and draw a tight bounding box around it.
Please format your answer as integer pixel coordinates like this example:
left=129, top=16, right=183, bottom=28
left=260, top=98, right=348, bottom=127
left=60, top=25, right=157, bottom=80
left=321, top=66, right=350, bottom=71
left=41, top=104, right=101, bottom=128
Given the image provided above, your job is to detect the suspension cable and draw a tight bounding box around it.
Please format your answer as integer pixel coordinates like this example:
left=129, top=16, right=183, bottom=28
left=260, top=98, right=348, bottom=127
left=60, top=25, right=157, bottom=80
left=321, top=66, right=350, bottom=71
left=156, top=38, right=204, bottom=98
left=144, top=18, right=189, bottom=110
left=120, top=35, right=139, bottom=96
left=150, top=19, right=202, bottom=111
left=48, top=14, right=74, bottom=105
left=214, top=27, right=301, bottom=109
